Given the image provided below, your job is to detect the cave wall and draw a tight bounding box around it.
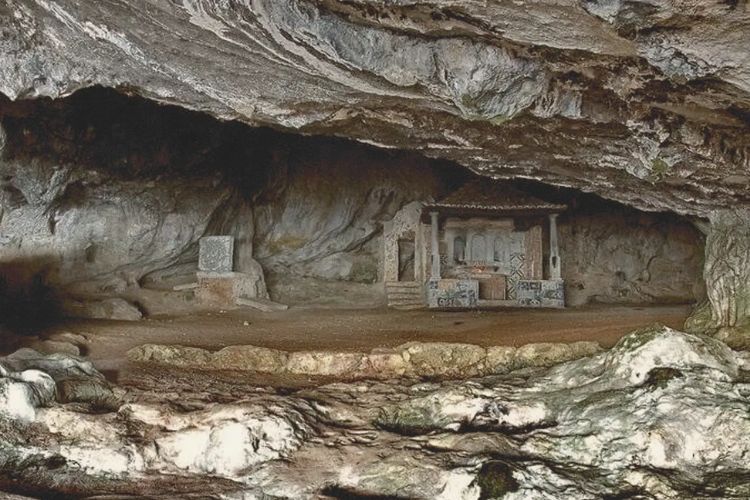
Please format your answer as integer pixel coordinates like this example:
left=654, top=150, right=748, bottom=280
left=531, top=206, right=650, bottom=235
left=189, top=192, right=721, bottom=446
left=2, top=0, right=749, bottom=221
left=702, top=209, right=750, bottom=330
left=559, top=210, right=705, bottom=306
left=0, top=90, right=706, bottom=317
left=0, top=92, right=240, bottom=323
left=0, top=0, right=747, bottom=328
left=251, top=140, right=460, bottom=283
left=0, top=89, right=463, bottom=314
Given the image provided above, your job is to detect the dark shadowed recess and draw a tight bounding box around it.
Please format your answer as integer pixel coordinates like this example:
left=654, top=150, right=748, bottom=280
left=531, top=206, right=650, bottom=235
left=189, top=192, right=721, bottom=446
left=0, top=86, right=705, bottom=217
left=0, top=86, right=467, bottom=195
left=0, top=257, right=63, bottom=334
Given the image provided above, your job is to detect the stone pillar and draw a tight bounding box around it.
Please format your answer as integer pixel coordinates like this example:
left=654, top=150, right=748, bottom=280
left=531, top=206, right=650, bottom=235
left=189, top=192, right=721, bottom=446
left=383, top=221, right=398, bottom=282
left=548, top=214, right=561, bottom=280
left=524, top=225, right=543, bottom=280
left=430, top=211, right=441, bottom=279
left=702, top=209, right=750, bottom=329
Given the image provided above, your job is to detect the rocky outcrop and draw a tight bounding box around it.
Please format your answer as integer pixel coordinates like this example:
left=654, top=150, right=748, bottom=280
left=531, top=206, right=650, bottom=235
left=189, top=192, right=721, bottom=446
left=0, top=94, right=233, bottom=320
left=3, top=326, right=750, bottom=498
left=703, top=209, right=750, bottom=329
left=127, top=339, right=603, bottom=378
left=250, top=135, right=459, bottom=282
left=0, top=348, right=119, bottom=421
left=61, top=297, right=143, bottom=321
left=684, top=209, right=750, bottom=346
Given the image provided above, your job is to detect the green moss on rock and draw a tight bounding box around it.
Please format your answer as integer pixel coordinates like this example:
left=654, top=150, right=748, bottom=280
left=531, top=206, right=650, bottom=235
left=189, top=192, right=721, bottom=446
left=648, top=158, right=670, bottom=182
left=374, top=402, right=447, bottom=435
left=685, top=300, right=715, bottom=334
left=476, top=461, right=519, bottom=499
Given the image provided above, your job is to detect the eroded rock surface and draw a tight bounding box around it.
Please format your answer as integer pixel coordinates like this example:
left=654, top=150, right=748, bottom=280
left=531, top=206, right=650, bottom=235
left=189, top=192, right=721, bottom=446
left=559, top=208, right=705, bottom=306
left=703, top=210, right=750, bottom=328
left=1, top=0, right=748, bottom=219
left=2, top=326, right=750, bottom=499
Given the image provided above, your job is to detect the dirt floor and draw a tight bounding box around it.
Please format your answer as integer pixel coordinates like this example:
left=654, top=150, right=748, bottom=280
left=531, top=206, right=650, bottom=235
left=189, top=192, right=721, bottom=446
left=28, top=304, right=692, bottom=377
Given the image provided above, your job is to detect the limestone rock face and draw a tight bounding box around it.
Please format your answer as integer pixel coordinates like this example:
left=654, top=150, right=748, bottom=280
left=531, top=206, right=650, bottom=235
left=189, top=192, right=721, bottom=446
left=211, top=345, right=288, bottom=372
left=559, top=210, right=705, bottom=306
left=0, top=348, right=116, bottom=421
left=401, top=342, right=487, bottom=378
left=4, top=327, right=750, bottom=498
left=249, top=139, right=456, bottom=282
left=703, top=210, right=750, bottom=329
left=0, top=0, right=748, bottom=219
left=0, top=97, right=231, bottom=319
left=1, top=0, right=747, bottom=322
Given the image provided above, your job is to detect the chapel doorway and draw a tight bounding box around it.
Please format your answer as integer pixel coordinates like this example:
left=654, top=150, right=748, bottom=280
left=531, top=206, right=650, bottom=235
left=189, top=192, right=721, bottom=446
left=398, top=238, right=415, bottom=281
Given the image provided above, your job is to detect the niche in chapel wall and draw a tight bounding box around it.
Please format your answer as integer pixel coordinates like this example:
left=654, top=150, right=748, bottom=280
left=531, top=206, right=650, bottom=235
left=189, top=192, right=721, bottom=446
left=442, top=217, right=526, bottom=273
left=453, top=236, right=466, bottom=263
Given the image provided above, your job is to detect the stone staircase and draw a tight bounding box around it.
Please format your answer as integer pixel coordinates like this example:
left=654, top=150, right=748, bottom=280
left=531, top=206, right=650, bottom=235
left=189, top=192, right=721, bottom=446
left=385, top=281, right=425, bottom=310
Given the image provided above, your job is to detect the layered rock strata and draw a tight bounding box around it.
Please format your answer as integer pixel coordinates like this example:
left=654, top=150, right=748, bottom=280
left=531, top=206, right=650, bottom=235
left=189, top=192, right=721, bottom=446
left=1, top=1, right=749, bottom=218
left=1, top=326, right=750, bottom=498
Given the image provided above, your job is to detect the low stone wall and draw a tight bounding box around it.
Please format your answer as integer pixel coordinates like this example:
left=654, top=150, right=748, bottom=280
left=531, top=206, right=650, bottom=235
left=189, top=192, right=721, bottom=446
left=127, top=340, right=602, bottom=379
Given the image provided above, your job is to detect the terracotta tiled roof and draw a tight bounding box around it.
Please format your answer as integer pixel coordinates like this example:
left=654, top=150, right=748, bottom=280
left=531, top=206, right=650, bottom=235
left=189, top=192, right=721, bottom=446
left=427, top=180, right=566, bottom=212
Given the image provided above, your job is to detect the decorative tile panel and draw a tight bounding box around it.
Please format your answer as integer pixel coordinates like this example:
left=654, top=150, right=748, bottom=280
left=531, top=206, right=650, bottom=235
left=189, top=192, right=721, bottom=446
left=199, top=236, right=234, bottom=273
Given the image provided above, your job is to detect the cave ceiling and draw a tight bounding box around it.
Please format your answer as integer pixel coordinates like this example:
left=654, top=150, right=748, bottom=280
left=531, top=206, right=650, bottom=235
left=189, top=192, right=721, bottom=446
left=1, top=0, right=749, bottom=217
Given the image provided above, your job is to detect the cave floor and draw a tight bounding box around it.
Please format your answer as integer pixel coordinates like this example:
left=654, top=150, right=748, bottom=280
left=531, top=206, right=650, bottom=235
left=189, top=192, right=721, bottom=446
left=33, top=304, right=691, bottom=380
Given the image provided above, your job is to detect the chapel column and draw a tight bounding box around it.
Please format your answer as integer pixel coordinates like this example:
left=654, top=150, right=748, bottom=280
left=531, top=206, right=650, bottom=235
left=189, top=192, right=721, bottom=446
left=549, top=213, right=561, bottom=280
left=430, top=211, right=441, bottom=279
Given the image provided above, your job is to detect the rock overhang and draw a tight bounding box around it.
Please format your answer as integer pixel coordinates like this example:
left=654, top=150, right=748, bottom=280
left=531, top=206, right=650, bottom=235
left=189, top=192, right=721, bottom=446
left=0, top=0, right=748, bottom=219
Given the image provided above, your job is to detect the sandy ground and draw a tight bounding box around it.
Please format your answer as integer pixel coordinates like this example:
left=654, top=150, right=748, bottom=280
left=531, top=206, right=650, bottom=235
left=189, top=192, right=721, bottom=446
left=27, top=304, right=692, bottom=378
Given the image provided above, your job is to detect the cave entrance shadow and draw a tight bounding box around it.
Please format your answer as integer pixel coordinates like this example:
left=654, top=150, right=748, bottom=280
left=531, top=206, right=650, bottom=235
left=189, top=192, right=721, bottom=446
left=0, top=256, right=66, bottom=339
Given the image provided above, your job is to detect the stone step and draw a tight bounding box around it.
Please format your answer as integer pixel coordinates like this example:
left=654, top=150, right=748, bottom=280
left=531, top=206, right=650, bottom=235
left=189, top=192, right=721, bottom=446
left=386, top=281, right=425, bottom=309
left=236, top=296, right=289, bottom=312
left=385, top=287, right=422, bottom=293
left=387, top=290, right=424, bottom=299
left=387, top=294, right=424, bottom=302
left=390, top=304, right=425, bottom=310
left=385, top=281, right=422, bottom=289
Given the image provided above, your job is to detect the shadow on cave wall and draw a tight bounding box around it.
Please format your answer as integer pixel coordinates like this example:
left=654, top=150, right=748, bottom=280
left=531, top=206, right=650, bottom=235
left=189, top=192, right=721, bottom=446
left=0, top=86, right=276, bottom=197
left=0, top=256, right=64, bottom=335
left=513, top=179, right=707, bottom=305
left=0, top=86, right=469, bottom=295
left=0, top=86, right=466, bottom=199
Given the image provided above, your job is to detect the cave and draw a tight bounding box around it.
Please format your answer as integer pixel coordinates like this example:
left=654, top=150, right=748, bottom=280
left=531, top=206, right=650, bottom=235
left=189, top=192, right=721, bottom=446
left=0, top=87, right=705, bottom=325
left=1, top=2, right=750, bottom=499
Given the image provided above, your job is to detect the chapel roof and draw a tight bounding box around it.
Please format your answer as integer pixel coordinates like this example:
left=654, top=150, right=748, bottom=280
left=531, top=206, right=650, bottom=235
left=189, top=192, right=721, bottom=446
left=424, top=180, right=567, bottom=215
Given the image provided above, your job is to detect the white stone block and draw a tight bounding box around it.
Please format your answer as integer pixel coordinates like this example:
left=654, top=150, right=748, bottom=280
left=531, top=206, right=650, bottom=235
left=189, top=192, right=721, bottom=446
left=199, top=236, right=234, bottom=273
